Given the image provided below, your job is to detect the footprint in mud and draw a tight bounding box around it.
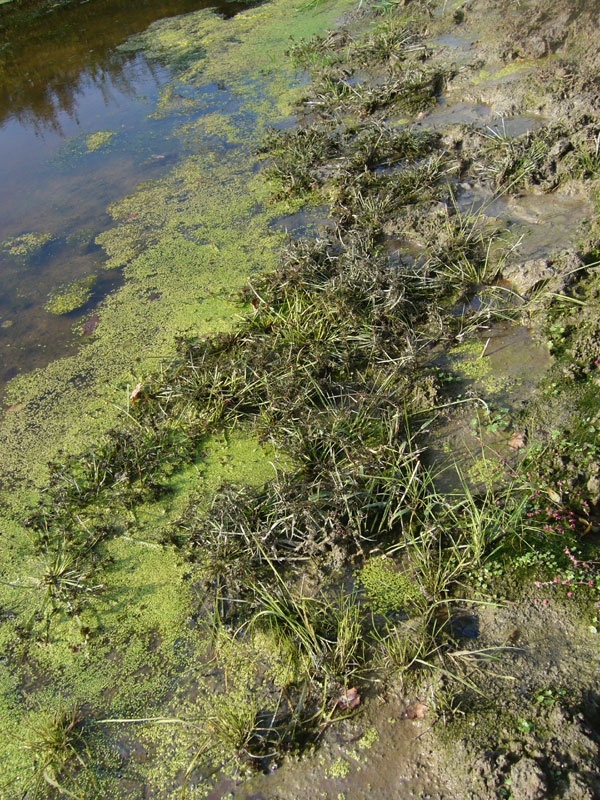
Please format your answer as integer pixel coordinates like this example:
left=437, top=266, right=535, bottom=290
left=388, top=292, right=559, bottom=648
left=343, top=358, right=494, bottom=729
left=450, top=610, right=480, bottom=638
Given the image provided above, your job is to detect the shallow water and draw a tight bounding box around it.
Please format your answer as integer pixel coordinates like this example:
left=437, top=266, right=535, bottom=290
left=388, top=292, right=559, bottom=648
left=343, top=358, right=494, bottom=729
left=427, top=319, right=552, bottom=494
left=456, top=186, right=593, bottom=261
left=0, top=0, right=249, bottom=388
left=433, top=32, right=478, bottom=50
left=384, top=235, right=425, bottom=264
left=413, top=96, right=544, bottom=136
left=269, top=204, right=331, bottom=239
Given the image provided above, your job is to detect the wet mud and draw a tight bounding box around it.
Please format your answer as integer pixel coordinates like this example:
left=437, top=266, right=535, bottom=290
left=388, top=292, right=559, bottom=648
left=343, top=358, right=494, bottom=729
left=0, top=0, right=599, bottom=798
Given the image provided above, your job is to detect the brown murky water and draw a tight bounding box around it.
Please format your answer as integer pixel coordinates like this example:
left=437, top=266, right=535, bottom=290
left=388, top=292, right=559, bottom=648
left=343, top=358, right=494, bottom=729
left=0, top=0, right=250, bottom=388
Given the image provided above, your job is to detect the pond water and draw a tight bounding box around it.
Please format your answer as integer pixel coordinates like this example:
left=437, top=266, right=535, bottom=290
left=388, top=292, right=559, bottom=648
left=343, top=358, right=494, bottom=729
left=0, top=0, right=249, bottom=388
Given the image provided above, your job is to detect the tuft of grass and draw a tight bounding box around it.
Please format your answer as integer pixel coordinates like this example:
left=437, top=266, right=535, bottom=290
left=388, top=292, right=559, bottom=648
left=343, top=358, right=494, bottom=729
left=252, top=582, right=365, bottom=682
left=573, top=130, right=600, bottom=178
left=373, top=622, right=439, bottom=681
left=259, top=125, right=341, bottom=198
left=479, top=124, right=567, bottom=191
left=22, top=700, right=92, bottom=800
left=288, top=30, right=348, bottom=70
left=33, top=545, right=104, bottom=636
left=309, top=66, right=447, bottom=120
left=351, top=21, right=425, bottom=68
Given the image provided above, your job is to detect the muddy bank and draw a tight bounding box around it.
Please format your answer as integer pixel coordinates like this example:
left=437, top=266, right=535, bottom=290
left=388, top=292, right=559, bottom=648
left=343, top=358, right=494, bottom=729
left=224, top=2, right=600, bottom=796
left=0, top=0, right=599, bottom=798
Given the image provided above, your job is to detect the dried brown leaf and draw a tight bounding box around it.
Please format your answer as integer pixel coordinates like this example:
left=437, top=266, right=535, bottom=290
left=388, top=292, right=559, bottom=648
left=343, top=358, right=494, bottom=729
left=405, top=701, right=427, bottom=720
left=130, top=382, right=143, bottom=403
left=508, top=430, right=526, bottom=450
left=339, top=687, right=361, bottom=710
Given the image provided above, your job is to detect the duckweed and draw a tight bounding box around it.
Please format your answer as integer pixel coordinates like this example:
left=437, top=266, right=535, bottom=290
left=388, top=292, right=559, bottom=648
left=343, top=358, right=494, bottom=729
left=358, top=557, right=421, bottom=614
left=85, top=129, right=115, bottom=151
left=45, top=275, right=97, bottom=315
left=1, top=231, right=53, bottom=258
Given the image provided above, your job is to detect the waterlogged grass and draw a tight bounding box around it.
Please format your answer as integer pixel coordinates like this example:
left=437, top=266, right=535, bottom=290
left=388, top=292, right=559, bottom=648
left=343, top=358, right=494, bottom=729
left=1, top=0, right=599, bottom=796
left=2, top=143, right=535, bottom=797
left=288, top=12, right=446, bottom=120
left=21, top=700, right=91, bottom=800
left=0, top=0, right=363, bottom=794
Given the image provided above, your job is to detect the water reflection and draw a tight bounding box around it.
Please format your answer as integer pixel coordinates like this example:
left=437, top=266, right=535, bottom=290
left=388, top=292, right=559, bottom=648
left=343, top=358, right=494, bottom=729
left=0, top=0, right=246, bottom=391
left=0, top=0, right=242, bottom=134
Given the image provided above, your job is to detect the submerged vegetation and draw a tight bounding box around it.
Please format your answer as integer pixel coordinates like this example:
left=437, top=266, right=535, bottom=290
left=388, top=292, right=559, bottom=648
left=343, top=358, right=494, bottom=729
left=85, top=130, right=114, bottom=152
left=44, top=275, right=97, bottom=315
left=1, top=231, right=54, bottom=259
left=1, top=0, right=600, bottom=796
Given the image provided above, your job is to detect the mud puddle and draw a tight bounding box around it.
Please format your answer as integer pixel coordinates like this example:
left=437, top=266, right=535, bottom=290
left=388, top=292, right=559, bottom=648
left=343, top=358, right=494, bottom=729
left=412, top=97, right=544, bottom=136
left=433, top=32, right=478, bottom=51
left=427, top=320, right=551, bottom=488
left=269, top=204, right=331, bottom=239
left=384, top=236, right=425, bottom=264
left=477, top=322, right=552, bottom=403
left=456, top=186, right=592, bottom=262
left=230, top=697, right=453, bottom=800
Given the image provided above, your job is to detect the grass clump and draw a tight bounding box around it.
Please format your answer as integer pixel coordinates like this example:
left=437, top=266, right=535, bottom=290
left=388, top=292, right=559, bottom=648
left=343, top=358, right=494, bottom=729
left=351, top=20, right=425, bottom=68
left=480, top=124, right=569, bottom=191
left=260, top=125, right=341, bottom=198
left=261, top=123, right=439, bottom=201
left=288, top=17, right=448, bottom=125
left=22, top=700, right=91, bottom=799
left=28, top=544, right=105, bottom=639
left=309, top=66, right=447, bottom=120
left=252, top=583, right=364, bottom=682
left=572, top=131, right=600, bottom=178
left=288, top=29, right=349, bottom=70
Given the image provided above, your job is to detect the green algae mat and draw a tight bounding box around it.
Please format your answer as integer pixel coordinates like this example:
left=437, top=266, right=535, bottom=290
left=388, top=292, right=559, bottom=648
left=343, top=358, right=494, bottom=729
left=1, top=0, right=600, bottom=797
left=0, top=0, right=354, bottom=796
left=0, top=0, right=353, bottom=492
